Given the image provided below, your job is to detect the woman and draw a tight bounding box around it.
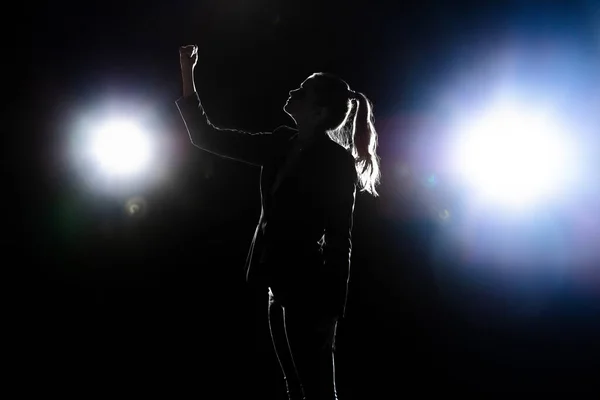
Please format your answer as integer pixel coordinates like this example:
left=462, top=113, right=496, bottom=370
left=177, top=44, right=380, bottom=400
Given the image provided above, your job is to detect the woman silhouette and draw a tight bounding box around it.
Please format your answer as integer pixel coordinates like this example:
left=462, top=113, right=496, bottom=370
left=177, top=45, right=380, bottom=399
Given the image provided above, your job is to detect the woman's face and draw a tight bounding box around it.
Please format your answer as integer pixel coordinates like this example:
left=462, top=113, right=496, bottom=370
left=284, top=77, right=322, bottom=125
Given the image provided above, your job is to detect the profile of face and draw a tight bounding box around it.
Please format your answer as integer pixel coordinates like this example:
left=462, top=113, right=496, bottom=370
left=284, top=77, right=326, bottom=127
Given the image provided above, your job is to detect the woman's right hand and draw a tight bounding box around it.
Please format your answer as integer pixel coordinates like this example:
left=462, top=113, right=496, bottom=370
left=180, top=45, right=198, bottom=97
left=179, top=44, right=198, bottom=71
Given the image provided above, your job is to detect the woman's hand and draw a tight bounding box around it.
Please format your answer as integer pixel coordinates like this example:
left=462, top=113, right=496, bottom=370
left=179, top=44, right=198, bottom=71
left=179, top=45, right=198, bottom=97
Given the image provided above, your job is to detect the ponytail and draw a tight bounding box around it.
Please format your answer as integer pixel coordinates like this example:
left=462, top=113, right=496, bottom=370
left=311, top=72, right=381, bottom=196
left=350, top=92, right=381, bottom=197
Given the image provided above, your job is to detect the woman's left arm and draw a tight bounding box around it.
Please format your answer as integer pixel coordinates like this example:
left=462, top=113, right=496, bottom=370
left=323, top=151, right=357, bottom=318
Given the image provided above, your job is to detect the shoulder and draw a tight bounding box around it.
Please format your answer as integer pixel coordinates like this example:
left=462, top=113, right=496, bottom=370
left=322, top=140, right=357, bottom=181
left=326, top=140, right=355, bottom=166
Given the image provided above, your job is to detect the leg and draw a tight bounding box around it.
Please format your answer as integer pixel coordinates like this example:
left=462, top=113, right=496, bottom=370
left=268, top=288, right=304, bottom=400
left=284, top=307, right=339, bottom=400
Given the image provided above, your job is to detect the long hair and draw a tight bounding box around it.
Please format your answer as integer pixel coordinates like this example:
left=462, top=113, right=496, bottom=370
left=310, top=72, right=381, bottom=196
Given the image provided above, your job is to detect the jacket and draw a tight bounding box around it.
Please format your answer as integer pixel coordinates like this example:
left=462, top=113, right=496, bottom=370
left=176, top=93, right=356, bottom=317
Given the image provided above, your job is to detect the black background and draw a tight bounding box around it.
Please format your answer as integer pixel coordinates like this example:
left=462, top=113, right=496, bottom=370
left=22, top=0, right=600, bottom=396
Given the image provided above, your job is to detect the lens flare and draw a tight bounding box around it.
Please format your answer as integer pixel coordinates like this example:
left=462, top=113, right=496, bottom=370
left=89, top=120, right=152, bottom=177
left=452, top=105, right=577, bottom=208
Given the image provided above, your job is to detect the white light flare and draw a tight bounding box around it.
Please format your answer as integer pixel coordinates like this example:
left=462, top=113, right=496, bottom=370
left=451, top=104, right=579, bottom=208
left=89, top=120, right=152, bottom=177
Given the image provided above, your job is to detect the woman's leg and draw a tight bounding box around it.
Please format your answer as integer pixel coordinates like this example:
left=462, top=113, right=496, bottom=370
left=268, top=288, right=304, bottom=400
left=283, top=306, right=339, bottom=400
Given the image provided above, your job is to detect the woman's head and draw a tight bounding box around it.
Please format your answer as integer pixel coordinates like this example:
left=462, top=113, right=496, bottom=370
left=284, top=72, right=381, bottom=196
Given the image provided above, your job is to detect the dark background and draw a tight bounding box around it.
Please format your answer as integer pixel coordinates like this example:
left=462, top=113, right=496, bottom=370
left=24, top=0, right=600, bottom=396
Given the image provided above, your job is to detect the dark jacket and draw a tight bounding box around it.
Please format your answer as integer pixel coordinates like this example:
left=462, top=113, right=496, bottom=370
left=176, top=93, right=357, bottom=318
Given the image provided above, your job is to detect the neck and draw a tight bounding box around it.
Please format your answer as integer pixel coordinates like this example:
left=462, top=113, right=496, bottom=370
left=296, top=123, right=322, bottom=143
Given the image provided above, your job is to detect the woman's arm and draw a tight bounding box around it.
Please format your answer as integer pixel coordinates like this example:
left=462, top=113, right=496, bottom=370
left=177, top=45, right=289, bottom=166
left=176, top=94, right=291, bottom=166
left=322, top=150, right=358, bottom=318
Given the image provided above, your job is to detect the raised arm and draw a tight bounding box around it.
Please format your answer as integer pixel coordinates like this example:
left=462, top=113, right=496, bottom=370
left=177, top=45, right=292, bottom=166
left=322, top=149, right=358, bottom=319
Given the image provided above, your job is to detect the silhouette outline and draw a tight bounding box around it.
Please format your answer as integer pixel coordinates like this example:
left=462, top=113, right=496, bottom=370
left=177, top=44, right=381, bottom=400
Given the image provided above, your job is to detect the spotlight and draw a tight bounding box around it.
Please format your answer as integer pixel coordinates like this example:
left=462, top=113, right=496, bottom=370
left=88, top=119, right=152, bottom=177
left=451, top=103, right=577, bottom=208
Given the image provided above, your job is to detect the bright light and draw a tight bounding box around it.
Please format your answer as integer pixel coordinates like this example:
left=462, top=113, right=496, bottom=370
left=452, top=103, right=577, bottom=208
left=89, top=120, right=152, bottom=177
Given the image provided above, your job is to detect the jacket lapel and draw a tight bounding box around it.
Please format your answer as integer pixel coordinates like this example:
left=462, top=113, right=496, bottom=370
left=269, top=132, right=329, bottom=196
left=270, top=145, right=303, bottom=196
